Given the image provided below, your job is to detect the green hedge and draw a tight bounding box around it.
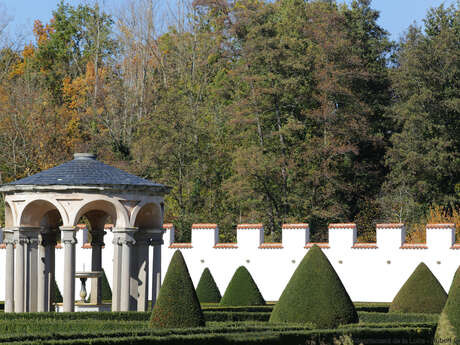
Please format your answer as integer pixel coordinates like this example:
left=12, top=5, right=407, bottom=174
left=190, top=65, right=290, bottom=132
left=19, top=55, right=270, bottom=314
left=204, top=311, right=271, bottom=322
left=353, top=302, right=390, bottom=313
left=8, top=326, right=435, bottom=345
left=202, top=306, right=273, bottom=312
left=220, top=266, right=265, bottom=306
left=358, top=311, right=439, bottom=323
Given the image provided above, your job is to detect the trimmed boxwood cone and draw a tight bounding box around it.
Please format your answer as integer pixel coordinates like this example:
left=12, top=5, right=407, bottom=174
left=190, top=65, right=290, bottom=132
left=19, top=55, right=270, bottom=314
left=390, top=262, right=447, bottom=313
left=150, top=250, right=205, bottom=328
left=196, top=268, right=221, bottom=303
left=436, top=266, right=460, bottom=339
left=270, top=245, right=358, bottom=328
left=219, top=266, right=265, bottom=306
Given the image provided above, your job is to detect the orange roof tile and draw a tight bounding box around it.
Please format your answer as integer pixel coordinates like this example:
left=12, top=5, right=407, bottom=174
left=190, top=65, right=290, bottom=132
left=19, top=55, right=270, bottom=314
left=400, top=243, right=428, bottom=249
left=192, top=223, right=218, bottom=229
left=169, top=243, right=192, bottom=249
left=163, top=223, right=174, bottom=229
left=282, top=223, right=309, bottom=229
left=376, top=223, right=404, bottom=228
left=451, top=244, right=460, bottom=250
left=426, top=223, right=456, bottom=228
left=237, top=224, right=263, bottom=229
left=259, top=243, right=283, bottom=249
left=329, top=223, right=356, bottom=229
left=352, top=243, right=378, bottom=249
left=305, top=242, right=330, bottom=249
left=214, top=243, right=238, bottom=249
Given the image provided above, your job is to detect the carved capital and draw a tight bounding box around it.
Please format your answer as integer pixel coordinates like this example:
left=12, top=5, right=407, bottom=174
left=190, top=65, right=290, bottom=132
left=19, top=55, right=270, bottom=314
left=60, top=226, right=78, bottom=246
left=91, top=230, right=106, bottom=247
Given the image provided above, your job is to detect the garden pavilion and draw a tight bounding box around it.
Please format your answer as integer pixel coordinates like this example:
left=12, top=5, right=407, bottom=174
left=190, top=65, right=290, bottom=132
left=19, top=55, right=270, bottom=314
left=0, top=153, right=169, bottom=312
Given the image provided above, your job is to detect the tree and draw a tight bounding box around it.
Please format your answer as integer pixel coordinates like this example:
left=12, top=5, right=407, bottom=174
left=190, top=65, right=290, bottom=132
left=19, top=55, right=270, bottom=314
left=381, top=3, right=460, bottom=224
left=150, top=250, right=205, bottom=328
left=219, top=266, right=265, bottom=306
left=196, top=267, right=221, bottom=303
left=436, top=266, right=460, bottom=339
left=390, top=263, right=447, bottom=314
left=270, top=245, right=358, bottom=328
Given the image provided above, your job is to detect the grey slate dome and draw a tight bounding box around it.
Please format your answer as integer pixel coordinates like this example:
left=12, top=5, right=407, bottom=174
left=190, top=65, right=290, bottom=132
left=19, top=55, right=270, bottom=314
left=0, top=153, right=168, bottom=193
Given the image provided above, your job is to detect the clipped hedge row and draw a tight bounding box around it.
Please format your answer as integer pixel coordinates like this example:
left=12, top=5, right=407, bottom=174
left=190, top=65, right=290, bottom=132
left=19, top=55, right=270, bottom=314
left=202, top=306, right=274, bottom=312
left=0, top=312, right=151, bottom=321
left=353, top=302, right=390, bottom=313
left=204, top=311, right=271, bottom=322
left=358, top=311, right=439, bottom=324
left=9, top=326, right=435, bottom=345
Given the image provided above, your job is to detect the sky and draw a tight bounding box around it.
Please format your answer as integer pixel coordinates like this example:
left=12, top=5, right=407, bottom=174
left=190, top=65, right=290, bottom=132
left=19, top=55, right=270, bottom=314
left=0, top=0, right=457, bottom=44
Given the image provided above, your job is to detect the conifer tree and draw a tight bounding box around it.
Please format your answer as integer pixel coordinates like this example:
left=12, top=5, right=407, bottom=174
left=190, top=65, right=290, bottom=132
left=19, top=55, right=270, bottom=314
left=196, top=268, right=221, bottom=304
left=150, top=250, right=205, bottom=328
left=270, top=245, right=358, bottom=328
left=220, top=266, right=265, bottom=306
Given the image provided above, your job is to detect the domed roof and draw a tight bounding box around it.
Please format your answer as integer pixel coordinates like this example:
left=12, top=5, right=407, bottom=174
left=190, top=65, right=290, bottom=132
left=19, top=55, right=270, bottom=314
left=0, top=153, right=168, bottom=193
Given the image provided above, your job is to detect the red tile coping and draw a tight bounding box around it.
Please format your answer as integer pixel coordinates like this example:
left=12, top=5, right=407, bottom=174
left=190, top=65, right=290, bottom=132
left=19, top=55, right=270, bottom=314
left=400, top=243, right=428, bottom=249
left=169, top=243, right=192, bottom=249
left=451, top=244, right=460, bottom=250
left=328, top=223, right=356, bottom=229
left=305, top=243, right=330, bottom=249
left=192, top=223, right=218, bottom=229
left=282, top=223, right=309, bottom=229
left=237, top=224, right=263, bottom=229
left=214, top=243, right=238, bottom=249
left=376, top=223, right=404, bottom=228
left=426, top=223, right=456, bottom=228
left=56, top=244, right=63, bottom=249
left=77, top=224, right=87, bottom=230
left=259, top=243, right=283, bottom=249
left=163, top=223, right=174, bottom=229
left=104, top=224, right=114, bottom=229
left=0, top=244, right=5, bottom=249
left=352, top=243, right=378, bottom=249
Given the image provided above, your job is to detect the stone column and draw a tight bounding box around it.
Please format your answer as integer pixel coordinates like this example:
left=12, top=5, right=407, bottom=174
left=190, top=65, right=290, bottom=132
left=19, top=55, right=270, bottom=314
left=37, top=231, right=54, bottom=312
left=151, top=229, right=164, bottom=308
left=14, top=229, right=27, bottom=312
left=111, top=232, right=122, bottom=312
left=135, top=231, right=151, bottom=312
left=90, top=231, right=105, bottom=305
left=119, top=228, right=137, bottom=311
left=47, top=233, right=57, bottom=312
left=27, top=230, right=39, bottom=312
left=4, top=229, right=15, bottom=313
left=61, top=226, right=78, bottom=312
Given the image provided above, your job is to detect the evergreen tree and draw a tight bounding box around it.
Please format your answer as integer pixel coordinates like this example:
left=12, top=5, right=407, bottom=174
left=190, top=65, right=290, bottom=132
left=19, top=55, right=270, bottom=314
left=150, top=250, right=205, bottom=328
left=390, top=263, right=447, bottom=313
left=270, top=245, right=358, bottom=328
left=381, top=3, right=459, bottom=223
left=220, top=266, right=265, bottom=306
left=196, top=268, right=221, bottom=304
left=436, top=266, right=460, bottom=339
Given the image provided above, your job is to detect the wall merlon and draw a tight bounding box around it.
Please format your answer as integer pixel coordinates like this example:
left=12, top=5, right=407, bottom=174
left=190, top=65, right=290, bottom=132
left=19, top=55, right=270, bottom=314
left=237, top=223, right=264, bottom=248
left=328, top=223, right=357, bottom=248
left=282, top=224, right=310, bottom=248
left=376, top=223, right=405, bottom=249
left=426, top=223, right=455, bottom=249
left=191, top=223, right=218, bottom=247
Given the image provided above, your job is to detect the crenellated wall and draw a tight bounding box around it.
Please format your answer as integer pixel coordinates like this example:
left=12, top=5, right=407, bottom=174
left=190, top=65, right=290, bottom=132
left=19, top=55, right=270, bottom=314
left=162, top=223, right=459, bottom=302
left=0, top=222, right=457, bottom=304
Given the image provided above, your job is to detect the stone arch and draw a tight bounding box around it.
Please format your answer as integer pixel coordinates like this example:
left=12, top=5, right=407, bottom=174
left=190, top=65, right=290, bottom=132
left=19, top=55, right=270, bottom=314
left=20, top=199, right=65, bottom=227
left=5, top=202, right=13, bottom=227
left=133, top=202, right=162, bottom=229
left=72, top=199, right=128, bottom=228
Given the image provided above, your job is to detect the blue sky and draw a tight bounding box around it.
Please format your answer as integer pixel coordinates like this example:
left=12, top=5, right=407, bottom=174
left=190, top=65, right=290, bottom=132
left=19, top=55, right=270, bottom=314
left=0, top=0, right=457, bottom=43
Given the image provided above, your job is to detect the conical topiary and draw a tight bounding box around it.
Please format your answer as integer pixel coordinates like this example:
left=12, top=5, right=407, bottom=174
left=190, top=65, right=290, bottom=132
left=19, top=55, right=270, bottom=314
left=150, top=250, right=205, bottom=328
left=436, top=266, right=460, bottom=339
left=390, top=262, right=447, bottom=313
left=196, top=268, right=221, bottom=303
left=270, top=245, right=358, bottom=328
left=219, top=266, right=265, bottom=306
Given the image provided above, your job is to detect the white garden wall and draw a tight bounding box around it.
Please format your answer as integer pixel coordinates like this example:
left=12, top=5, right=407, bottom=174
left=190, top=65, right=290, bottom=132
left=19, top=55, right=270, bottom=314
left=0, top=222, right=458, bottom=303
